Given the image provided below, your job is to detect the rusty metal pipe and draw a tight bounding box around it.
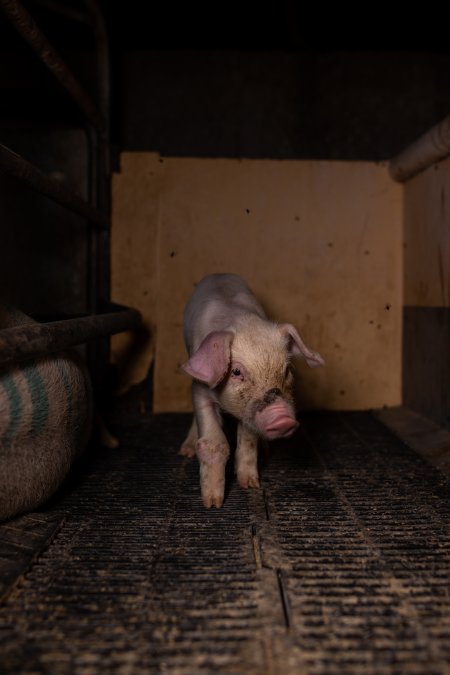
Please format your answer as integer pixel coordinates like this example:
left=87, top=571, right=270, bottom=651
left=0, top=143, right=108, bottom=228
left=32, top=0, right=88, bottom=23
left=0, top=0, right=105, bottom=132
left=389, top=115, right=450, bottom=182
left=0, top=308, right=142, bottom=367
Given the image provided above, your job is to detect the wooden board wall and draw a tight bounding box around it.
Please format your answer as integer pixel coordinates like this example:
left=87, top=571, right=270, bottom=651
left=404, top=157, right=450, bottom=309
left=403, top=156, right=450, bottom=427
left=112, top=154, right=402, bottom=412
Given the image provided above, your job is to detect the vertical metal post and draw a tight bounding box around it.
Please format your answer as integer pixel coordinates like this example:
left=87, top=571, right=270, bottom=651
left=83, top=0, right=112, bottom=391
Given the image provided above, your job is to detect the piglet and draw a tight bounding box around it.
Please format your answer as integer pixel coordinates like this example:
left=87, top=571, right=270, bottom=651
left=180, top=274, right=325, bottom=508
left=0, top=306, right=93, bottom=521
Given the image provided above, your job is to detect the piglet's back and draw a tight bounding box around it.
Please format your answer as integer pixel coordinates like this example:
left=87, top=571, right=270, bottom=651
left=183, top=274, right=266, bottom=353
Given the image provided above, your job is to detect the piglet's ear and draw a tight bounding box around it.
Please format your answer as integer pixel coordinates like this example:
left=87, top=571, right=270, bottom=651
left=279, top=323, right=325, bottom=368
left=181, top=331, right=234, bottom=388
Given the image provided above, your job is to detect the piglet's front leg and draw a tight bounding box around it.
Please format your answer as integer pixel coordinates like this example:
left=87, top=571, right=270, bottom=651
left=193, top=383, right=230, bottom=508
left=235, top=422, right=260, bottom=489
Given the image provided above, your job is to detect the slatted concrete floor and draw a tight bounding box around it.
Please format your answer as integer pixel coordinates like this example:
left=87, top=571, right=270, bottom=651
left=1, top=410, right=450, bottom=674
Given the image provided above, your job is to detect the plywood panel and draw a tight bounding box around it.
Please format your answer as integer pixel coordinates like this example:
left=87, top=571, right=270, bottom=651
left=112, top=155, right=402, bottom=412
left=404, top=156, right=450, bottom=308
left=403, top=157, right=450, bottom=428
left=111, top=153, right=160, bottom=391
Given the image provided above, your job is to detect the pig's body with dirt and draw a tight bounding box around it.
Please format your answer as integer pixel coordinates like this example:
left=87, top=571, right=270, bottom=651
left=181, top=273, right=324, bottom=508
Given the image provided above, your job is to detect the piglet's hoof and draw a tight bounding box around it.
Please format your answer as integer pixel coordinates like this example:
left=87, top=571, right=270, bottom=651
left=178, top=445, right=196, bottom=458
left=200, top=467, right=225, bottom=508
left=202, top=490, right=224, bottom=509
left=237, top=471, right=260, bottom=489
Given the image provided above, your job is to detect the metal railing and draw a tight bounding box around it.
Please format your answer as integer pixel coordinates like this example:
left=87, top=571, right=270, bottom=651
left=0, top=143, right=108, bottom=228
left=0, top=306, right=142, bottom=367
left=0, top=0, right=105, bottom=131
left=0, top=0, right=141, bottom=368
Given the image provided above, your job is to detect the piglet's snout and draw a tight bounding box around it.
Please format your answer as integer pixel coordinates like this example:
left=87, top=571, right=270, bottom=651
left=255, top=402, right=299, bottom=440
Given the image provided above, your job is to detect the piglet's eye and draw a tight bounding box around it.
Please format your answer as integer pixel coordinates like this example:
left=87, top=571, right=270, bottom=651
left=230, top=363, right=245, bottom=380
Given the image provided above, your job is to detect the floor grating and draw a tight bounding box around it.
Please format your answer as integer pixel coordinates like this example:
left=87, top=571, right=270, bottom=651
left=0, top=411, right=450, bottom=673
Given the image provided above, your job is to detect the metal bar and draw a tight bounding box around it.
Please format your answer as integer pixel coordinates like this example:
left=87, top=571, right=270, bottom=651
left=83, top=1, right=112, bottom=376
left=0, top=308, right=142, bottom=367
left=390, top=115, right=450, bottom=182
left=0, top=0, right=105, bottom=132
left=276, top=569, right=292, bottom=630
left=85, top=0, right=112, bottom=311
left=84, top=0, right=110, bottom=133
left=0, top=143, right=109, bottom=228
left=32, top=0, right=88, bottom=24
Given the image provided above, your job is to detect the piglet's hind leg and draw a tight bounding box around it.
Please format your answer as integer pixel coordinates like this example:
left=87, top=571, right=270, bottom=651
left=179, top=417, right=198, bottom=458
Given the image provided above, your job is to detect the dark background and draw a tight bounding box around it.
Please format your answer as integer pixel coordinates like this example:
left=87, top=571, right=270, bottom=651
left=99, top=2, right=450, bottom=159
left=2, top=1, right=450, bottom=160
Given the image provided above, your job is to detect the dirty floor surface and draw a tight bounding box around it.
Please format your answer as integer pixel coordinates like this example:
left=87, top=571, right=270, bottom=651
left=1, top=411, right=450, bottom=674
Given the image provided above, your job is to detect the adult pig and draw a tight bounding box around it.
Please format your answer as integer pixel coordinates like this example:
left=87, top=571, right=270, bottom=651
left=0, top=306, right=93, bottom=521
left=180, top=274, right=325, bottom=508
